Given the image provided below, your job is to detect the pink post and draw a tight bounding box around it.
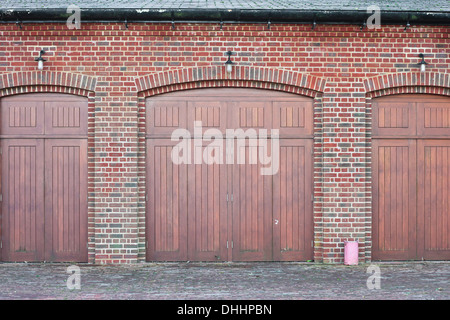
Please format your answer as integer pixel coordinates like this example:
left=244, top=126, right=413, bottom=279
left=344, top=241, right=358, bottom=265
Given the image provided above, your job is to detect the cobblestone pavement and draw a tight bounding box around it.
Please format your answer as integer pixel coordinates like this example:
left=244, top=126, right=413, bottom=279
left=0, top=262, right=448, bottom=300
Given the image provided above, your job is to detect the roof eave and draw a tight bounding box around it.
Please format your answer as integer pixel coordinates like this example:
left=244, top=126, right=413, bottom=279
left=1, top=8, right=449, bottom=25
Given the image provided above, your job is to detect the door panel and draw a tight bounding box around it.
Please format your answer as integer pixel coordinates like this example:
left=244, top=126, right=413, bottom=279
left=272, top=100, right=314, bottom=138
left=417, top=140, right=450, bottom=259
left=372, top=100, right=416, bottom=137
left=188, top=100, right=228, bottom=136
left=146, top=100, right=188, bottom=138
left=146, top=139, right=228, bottom=261
left=1, top=139, right=45, bottom=261
left=44, top=139, right=88, bottom=262
left=44, top=100, right=88, bottom=136
left=417, top=102, right=450, bottom=137
left=146, top=139, right=189, bottom=261
left=231, top=142, right=272, bottom=261
left=187, top=141, right=228, bottom=261
left=1, top=100, right=45, bottom=136
left=372, top=139, right=417, bottom=260
left=273, top=139, right=313, bottom=261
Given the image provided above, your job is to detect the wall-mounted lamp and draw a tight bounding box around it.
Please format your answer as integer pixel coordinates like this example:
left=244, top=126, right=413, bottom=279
left=35, top=50, right=46, bottom=70
left=418, top=53, right=428, bottom=73
left=225, top=51, right=234, bottom=74
left=360, top=21, right=366, bottom=31
left=404, top=20, right=410, bottom=31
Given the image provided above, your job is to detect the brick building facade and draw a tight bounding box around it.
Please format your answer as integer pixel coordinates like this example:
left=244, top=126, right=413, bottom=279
left=0, top=1, right=449, bottom=264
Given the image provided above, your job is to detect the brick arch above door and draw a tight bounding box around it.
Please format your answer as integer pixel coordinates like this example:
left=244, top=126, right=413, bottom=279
left=135, top=66, right=327, bottom=98
left=0, top=71, right=97, bottom=97
left=364, top=72, right=450, bottom=97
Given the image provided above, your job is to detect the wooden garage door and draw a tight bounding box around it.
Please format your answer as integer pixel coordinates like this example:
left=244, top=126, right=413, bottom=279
left=372, top=94, right=450, bottom=260
left=146, top=88, right=313, bottom=261
left=0, top=94, right=88, bottom=262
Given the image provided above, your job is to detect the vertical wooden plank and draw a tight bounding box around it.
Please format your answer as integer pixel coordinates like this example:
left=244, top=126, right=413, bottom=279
left=390, top=145, right=397, bottom=250
left=172, top=147, right=179, bottom=252
left=401, top=146, right=409, bottom=252
left=286, top=147, right=293, bottom=250
left=280, top=146, right=287, bottom=252
left=154, top=146, right=161, bottom=252
left=250, top=146, right=257, bottom=251
left=200, top=155, right=207, bottom=252
left=429, top=146, right=437, bottom=253
left=375, top=144, right=384, bottom=252
left=384, top=146, right=391, bottom=251
left=436, top=147, right=443, bottom=250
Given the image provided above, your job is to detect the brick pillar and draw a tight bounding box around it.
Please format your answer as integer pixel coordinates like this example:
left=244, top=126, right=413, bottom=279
left=94, top=81, right=139, bottom=264
left=321, top=79, right=369, bottom=264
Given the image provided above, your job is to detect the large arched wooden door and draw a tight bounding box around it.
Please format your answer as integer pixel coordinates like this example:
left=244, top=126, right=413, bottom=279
left=0, top=93, right=88, bottom=262
left=146, top=88, right=314, bottom=261
left=372, top=94, right=450, bottom=260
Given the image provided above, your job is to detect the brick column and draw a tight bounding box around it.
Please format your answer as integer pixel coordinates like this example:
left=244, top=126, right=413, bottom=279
left=321, top=78, right=369, bottom=264
left=94, top=81, right=139, bottom=264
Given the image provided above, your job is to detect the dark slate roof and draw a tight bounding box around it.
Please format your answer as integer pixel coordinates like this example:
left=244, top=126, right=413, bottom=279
left=1, top=1, right=449, bottom=24
left=1, top=0, right=450, bottom=11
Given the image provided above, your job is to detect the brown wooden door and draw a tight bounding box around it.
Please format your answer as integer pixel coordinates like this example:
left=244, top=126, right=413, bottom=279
left=372, top=139, right=417, bottom=260
left=146, top=139, right=188, bottom=261
left=1, top=139, right=45, bottom=261
left=372, top=95, right=450, bottom=261
left=146, top=138, right=228, bottom=261
left=187, top=140, right=228, bottom=261
left=146, top=88, right=314, bottom=261
left=230, top=143, right=273, bottom=261
left=273, top=139, right=314, bottom=261
left=0, top=94, right=88, bottom=262
left=44, top=139, right=88, bottom=262
left=417, top=139, right=450, bottom=260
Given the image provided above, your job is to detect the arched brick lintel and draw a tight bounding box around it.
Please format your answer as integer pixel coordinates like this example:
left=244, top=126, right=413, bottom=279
left=364, top=72, right=450, bottom=96
left=0, top=71, right=97, bottom=97
left=135, top=66, right=326, bottom=96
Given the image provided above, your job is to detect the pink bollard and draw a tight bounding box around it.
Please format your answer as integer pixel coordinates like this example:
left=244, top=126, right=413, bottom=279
left=344, top=241, right=359, bottom=265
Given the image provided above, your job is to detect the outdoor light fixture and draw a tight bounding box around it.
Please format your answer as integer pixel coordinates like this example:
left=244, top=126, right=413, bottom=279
left=225, top=51, right=234, bottom=73
left=404, top=20, right=410, bottom=31
left=418, top=53, right=428, bottom=73
left=35, top=50, right=46, bottom=70
left=360, top=21, right=366, bottom=31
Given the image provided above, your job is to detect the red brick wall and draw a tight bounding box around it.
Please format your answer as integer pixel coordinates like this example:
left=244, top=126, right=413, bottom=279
left=0, top=22, right=449, bottom=263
